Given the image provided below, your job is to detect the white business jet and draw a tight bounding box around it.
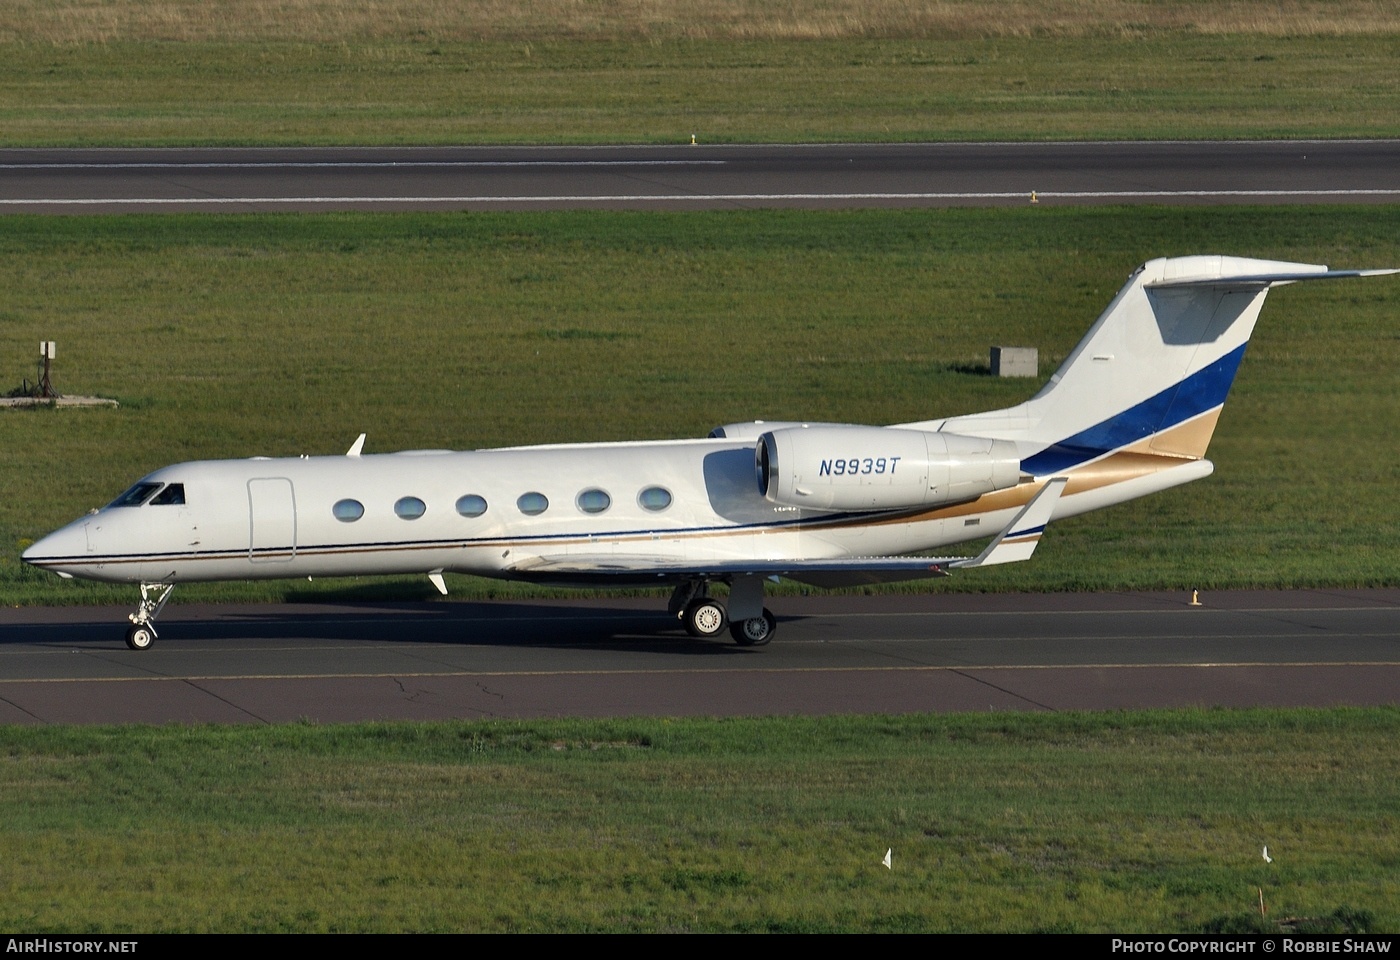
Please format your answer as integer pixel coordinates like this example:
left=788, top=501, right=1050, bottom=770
left=22, top=256, right=1395, bottom=650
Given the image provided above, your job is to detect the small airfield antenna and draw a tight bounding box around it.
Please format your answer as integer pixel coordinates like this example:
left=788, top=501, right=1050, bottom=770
left=37, top=341, right=57, bottom=398
left=4, top=340, right=116, bottom=409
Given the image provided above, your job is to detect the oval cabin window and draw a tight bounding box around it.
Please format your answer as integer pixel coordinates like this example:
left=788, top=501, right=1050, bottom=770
left=638, top=486, right=673, bottom=512
left=517, top=492, right=549, bottom=516
left=455, top=494, right=488, bottom=518
left=394, top=497, right=427, bottom=520
left=576, top=488, right=611, bottom=514
left=333, top=499, right=365, bottom=522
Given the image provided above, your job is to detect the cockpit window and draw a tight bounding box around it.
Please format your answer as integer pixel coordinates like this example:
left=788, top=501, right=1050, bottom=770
left=109, top=482, right=163, bottom=508
left=150, top=483, right=186, bottom=506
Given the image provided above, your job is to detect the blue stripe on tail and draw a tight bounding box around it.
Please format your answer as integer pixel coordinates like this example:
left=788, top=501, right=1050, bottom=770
left=1021, top=343, right=1248, bottom=475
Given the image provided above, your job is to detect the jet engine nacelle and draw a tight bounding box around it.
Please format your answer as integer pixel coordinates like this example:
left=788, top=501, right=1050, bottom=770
left=756, top=425, right=1022, bottom=511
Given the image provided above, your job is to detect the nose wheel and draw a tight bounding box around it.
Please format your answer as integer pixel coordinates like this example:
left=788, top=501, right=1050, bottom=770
left=125, top=582, right=173, bottom=650
left=125, top=624, right=156, bottom=651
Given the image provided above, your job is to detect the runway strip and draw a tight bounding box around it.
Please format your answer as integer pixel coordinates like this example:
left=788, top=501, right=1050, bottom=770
left=7, top=189, right=1400, bottom=209
left=0, top=588, right=1396, bottom=724
left=0, top=160, right=729, bottom=169
left=4, top=140, right=1399, bottom=212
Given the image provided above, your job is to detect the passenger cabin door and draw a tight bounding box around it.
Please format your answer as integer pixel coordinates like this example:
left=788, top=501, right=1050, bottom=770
left=248, top=477, right=297, bottom=563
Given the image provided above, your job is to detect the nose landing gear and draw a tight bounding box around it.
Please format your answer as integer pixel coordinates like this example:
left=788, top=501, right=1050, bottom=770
left=125, top=582, right=173, bottom=650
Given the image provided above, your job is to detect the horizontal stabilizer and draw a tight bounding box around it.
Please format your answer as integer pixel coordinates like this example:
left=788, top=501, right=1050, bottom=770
left=1147, top=267, right=1399, bottom=290
left=949, top=477, right=1067, bottom=569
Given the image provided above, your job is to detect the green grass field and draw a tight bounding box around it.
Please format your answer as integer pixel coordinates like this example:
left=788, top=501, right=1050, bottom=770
left=0, top=709, right=1393, bottom=932
left=2, top=4, right=1397, bottom=937
left=1, top=2, right=1398, bottom=144
left=3, top=205, right=1398, bottom=606
left=5, top=35, right=1399, bottom=145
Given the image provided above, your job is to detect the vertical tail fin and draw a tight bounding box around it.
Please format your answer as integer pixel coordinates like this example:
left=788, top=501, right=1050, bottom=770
left=916, top=256, right=1395, bottom=476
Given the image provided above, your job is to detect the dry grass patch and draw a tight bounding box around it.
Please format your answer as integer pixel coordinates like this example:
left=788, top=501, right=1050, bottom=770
left=3, top=0, right=1398, bottom=44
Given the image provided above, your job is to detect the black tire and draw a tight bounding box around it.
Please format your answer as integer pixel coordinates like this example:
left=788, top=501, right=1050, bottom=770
left=683, top=598, right=728, bottom=638
left=125, top=624, right=155, bottom=651
left=730, top=608, right=777, bottom=646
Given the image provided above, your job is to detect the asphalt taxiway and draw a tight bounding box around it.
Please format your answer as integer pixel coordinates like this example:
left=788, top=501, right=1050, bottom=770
left=2, top=140, right=1399, bottom=212
left=1, top=589, right=1396, bottom=724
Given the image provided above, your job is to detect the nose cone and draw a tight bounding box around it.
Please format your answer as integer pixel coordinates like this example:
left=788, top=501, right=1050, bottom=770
left=22, top=519, right=89, bottom=578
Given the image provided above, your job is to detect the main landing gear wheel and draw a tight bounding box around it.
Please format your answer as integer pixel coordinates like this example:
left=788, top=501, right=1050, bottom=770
left=682, top=597, right=728, bottom=638
left=730, top=608, right=777, bottom=646
left=125, top=624, right=155, bottom=651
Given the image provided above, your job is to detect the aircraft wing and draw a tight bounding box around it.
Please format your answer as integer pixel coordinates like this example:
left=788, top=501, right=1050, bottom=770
left=504, top=478, right=1067, bottom=588
left=505, top=552, right=955, bottom=588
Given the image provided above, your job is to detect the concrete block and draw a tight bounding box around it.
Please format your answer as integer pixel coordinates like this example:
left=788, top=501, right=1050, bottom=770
left=991, top=346, right=1038, bottom=378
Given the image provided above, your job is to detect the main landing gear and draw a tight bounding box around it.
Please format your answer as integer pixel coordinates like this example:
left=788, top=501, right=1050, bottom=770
left=670, top=579, right=777, bottom=647
left=730, top=608, right=777, bottom=646
left=125, top=582, right=173, bottom=651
